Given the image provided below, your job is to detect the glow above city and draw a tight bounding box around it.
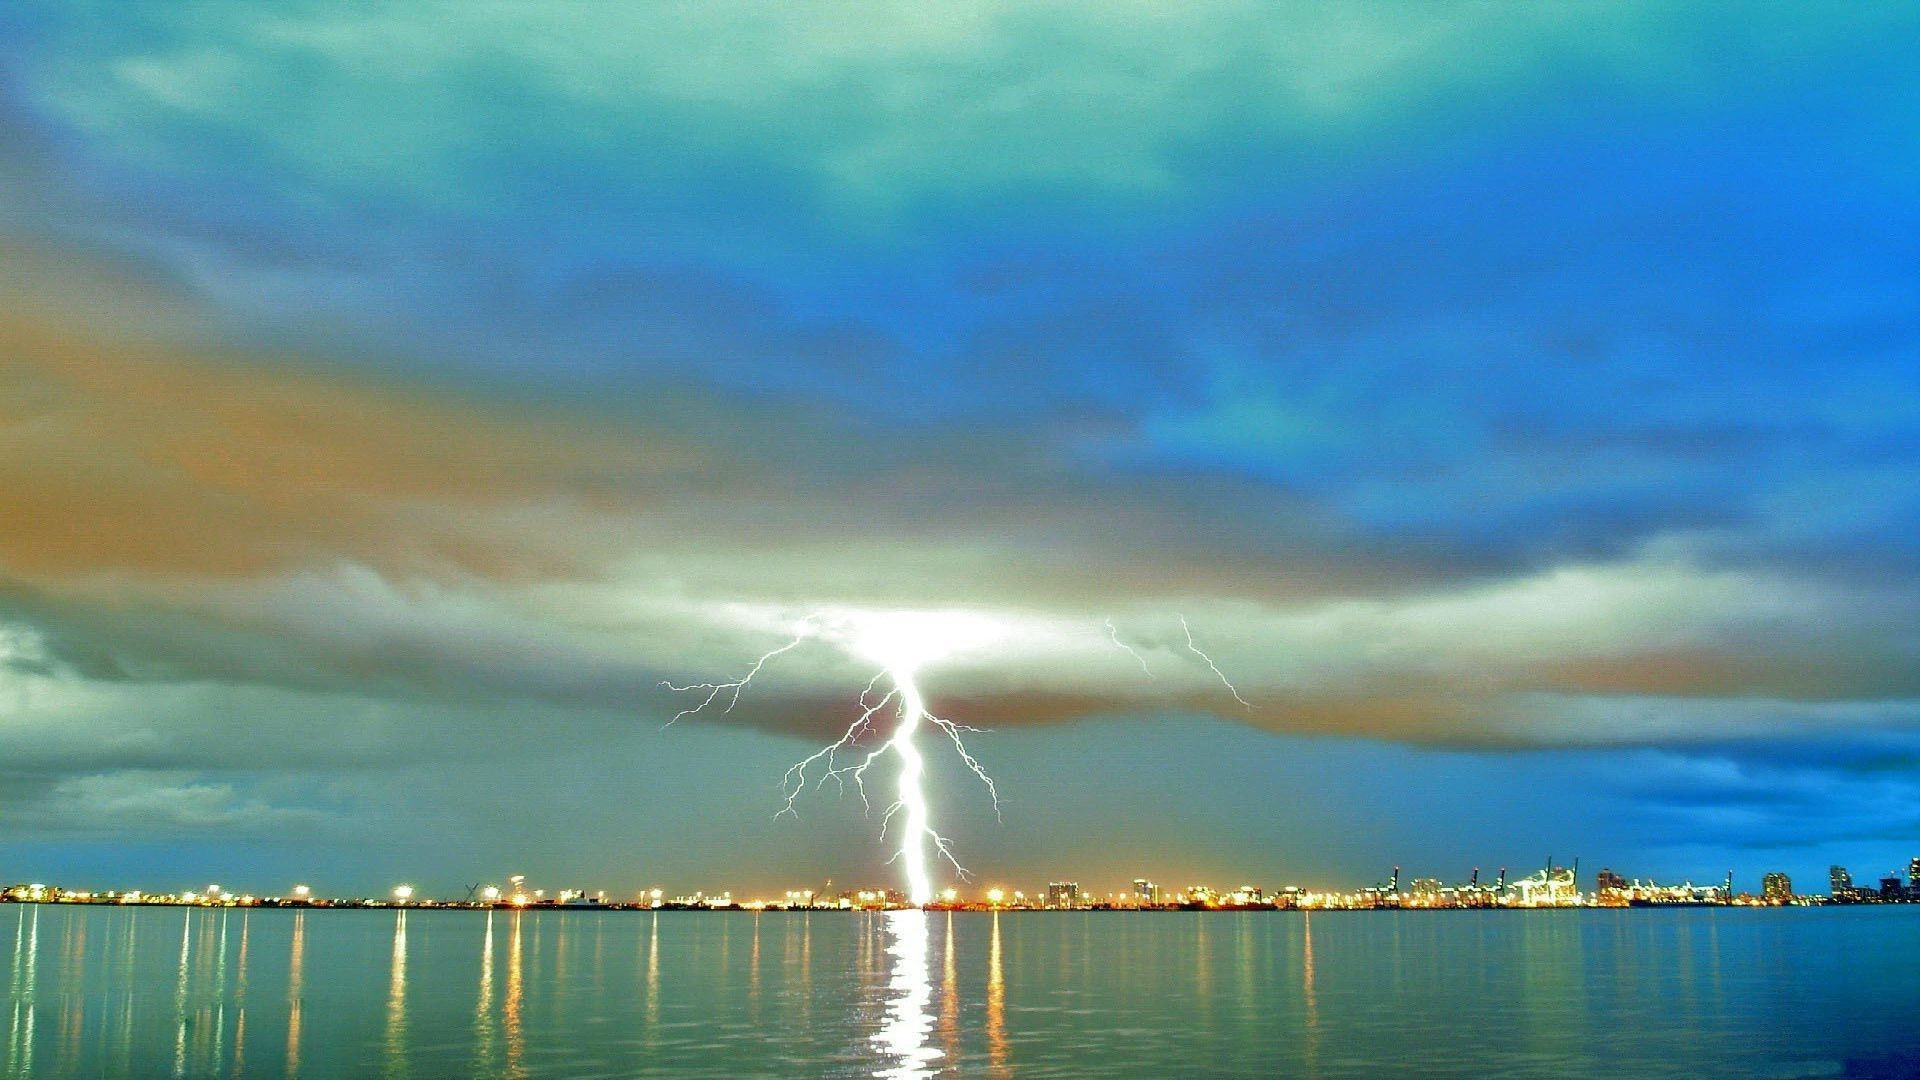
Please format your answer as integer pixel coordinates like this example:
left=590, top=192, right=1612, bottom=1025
left=0, top=2, right=1918, bottom=899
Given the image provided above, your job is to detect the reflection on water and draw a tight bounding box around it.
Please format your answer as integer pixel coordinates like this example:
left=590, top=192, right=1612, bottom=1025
left=2, top=907, right=1919, bottom=1077
left=212, top=912, right=228, bottom=1070
left=286, top=911, right=305, bottom=1077
left=504, top=911, right=525, bottom=1078
left=234, top=912, right=250, bottom=1075
left=749, top=914, right=762, bottom=1014
left=1301, top=911, right=1319, bottom=1077
left=799, top=911, right=812, bottom=1029
left=171, top=910, right=189, bottom=1076
left=474, top=911, right=495, bottom=1074
left=57, top=910, right=84, bottom=1066
left=986, top=911, right=1007, bottom=1078
left=645, top=911, right=660, bottom=1040
left=7, top=906, right=37, bottom=1076
left=116, top=909, right=138, bottom=1072
left=938, top=913, right=958, bottom=1061
left=385, top=911, right=408, bottom=1078
left=874, top=909, right=941, bottom=1079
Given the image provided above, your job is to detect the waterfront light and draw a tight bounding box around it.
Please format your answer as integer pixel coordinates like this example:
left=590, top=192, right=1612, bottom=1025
left=987, top=888, right=1006, bottom=906
left=393, top=884, right=415, bottom=902
left=482, top=886, right=500, bottom=901
left=292, top=884, right=311, bottom=899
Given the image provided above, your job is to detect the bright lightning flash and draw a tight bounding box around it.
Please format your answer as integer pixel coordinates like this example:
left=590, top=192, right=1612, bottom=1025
left=668, top=611, right=1003, bottom=907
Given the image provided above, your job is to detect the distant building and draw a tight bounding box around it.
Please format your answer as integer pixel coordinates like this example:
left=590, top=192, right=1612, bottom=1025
left=1410, top=878, right=1442, bottom=898
left=1880, top=876, right=1904, bottom=902
left=1596, top=868, right=1628, bottom=896
left=1132, top=879, right=1158, bottom=906
left=1508, top=866, right=1579, bottom=907
left=1830, top=866, right=1853, bottom=899
left=1909, top=857, right=1920, bottom=893
left=1762, top=872, right=1792, bottom=902
left=1046, top=882, right=1079, bottom=909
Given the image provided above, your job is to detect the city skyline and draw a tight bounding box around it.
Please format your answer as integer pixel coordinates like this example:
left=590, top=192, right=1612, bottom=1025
left=10, top=843, right=1920, bottom=911
left=2, top=3, right=1919, bottom=903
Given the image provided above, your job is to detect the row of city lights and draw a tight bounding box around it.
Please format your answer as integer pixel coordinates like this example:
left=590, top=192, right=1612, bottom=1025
left=16, top=863, right=1916, bottom=910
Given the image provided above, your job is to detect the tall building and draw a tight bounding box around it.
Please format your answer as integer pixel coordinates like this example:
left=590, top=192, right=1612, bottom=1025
left=1046, top=882, right=1079, bottom=909
left=1762, top=872, right=1791, bottom=902
left=1132, top=879, right=1158, bottom=906
left=1909, top=857, right=1920, bottom=892
left=1596, top=868, right=1627, bottom=895
left=1830, top=865, right=1853, bottom=899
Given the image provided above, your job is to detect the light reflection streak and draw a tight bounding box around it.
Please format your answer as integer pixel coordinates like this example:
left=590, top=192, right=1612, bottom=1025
left=1302, top=912, right=1317, bottom=1025
left=504, top=912, right=525, bottom=1078
left=8, top=906, right=39, bottom=1076
left=873, top=909, right=941, bottom=1079
left=799, top=913, right=812, bottom=1029
left=474, top=911, right=496, bottom=1075
left=117, top=909, right=138, bottom=1072
left=213, top=911, right=228, bottom=1070
left=938, top=913, right=958, bottom=1062
left=749, top=915, right=763, bottom=1018
left=59, top=911, right=83, bottom=1064
left=1302, top=911, right=1319, bottom=1077
left=286, top=912, right=304, bottom=1078
left=172, top=911, right=190, bottom=1077
left=234, top=912, right=250, bottom=1075
left=1193, top=915, right=1213, bottom=1031
left=645, top=912, right=660, bottom=1043
left=986, top=912, right=1007, bottom=1079
left=385, top=910, right=409, bottom=1077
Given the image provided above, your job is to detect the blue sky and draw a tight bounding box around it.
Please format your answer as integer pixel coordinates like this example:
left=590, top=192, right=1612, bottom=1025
left=0, top=1, right=1916, bottom=897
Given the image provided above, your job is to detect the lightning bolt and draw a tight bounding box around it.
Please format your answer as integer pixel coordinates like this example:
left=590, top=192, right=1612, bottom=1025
left=1105, top=617, right=1155, bottom=679
left=885, top=667, right=940, bottom=904
left=1179, top=614, right=1252, bottom=710
left=665, top=629, right=998, bottom=907
left=926, top=710, right=1001, bottom=823
left=778, top=671, right=892, bottom=814
left=657, top=621, right=815, bottom=728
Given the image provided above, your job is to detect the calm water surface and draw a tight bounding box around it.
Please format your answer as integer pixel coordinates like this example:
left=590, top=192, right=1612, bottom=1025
left=2, top=904, right=1917, bottom=1077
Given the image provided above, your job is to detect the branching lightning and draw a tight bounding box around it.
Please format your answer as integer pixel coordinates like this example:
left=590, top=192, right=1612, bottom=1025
left=927, top=711, right=1001, bottom=823
left=778, top=671, right=892, bottom=814
left=1179, top=614, right=1253, bottom=710
left=667, top=611, right=1250, bottom=905
left=1105, top=617, right=1155, bottom=679
left=658, top=621, right=815, bottom=728
left=666, top=623, right=998, bottom=906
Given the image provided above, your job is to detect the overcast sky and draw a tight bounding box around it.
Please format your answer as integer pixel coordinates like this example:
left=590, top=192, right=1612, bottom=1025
left=2, top=1, right=1917, bottom=897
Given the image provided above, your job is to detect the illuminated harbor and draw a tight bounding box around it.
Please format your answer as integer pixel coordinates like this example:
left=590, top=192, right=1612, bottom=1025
left=8, top=855, right=1919, bottom=913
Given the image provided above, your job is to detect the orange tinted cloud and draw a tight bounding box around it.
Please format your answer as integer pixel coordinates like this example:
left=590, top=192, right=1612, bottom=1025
left=0, top=302, right=697, bottom=583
